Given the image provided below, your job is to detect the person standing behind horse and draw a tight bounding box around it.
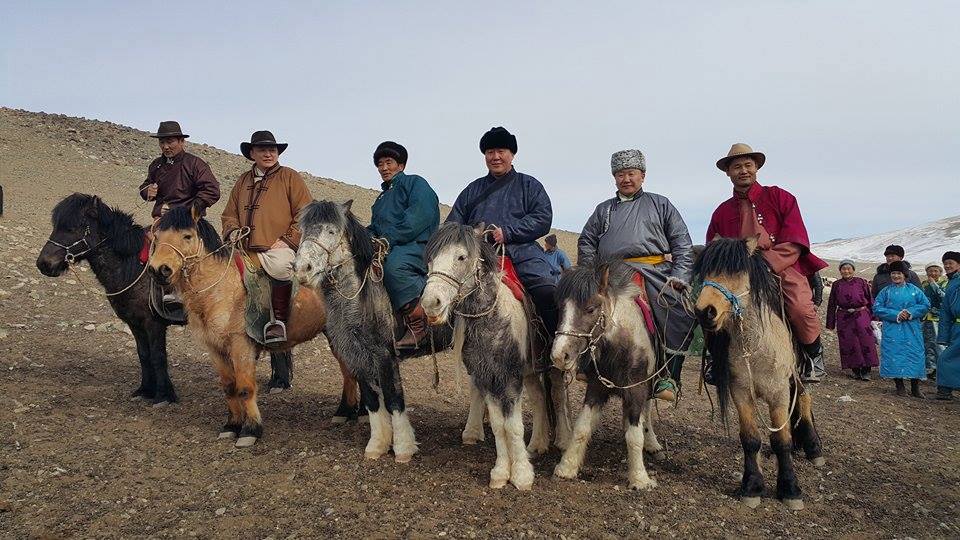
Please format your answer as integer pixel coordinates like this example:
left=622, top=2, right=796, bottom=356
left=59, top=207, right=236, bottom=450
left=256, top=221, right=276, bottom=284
left=578, top=149, right=696, bottom=401
left=542, top=234, right=571, bottom=282
left=221, top=131, right=313, bottom=344
left=825, top=260, right=879, bottom=380
left=873, top=260, right=930, bottom=398
left=705, top=144, right=829, bottom=383
left=871, top=244, right=922, bottom=296
left=935, top=251, right=960, bottom=400
left=920, top=263, right=947, bottom=377
left=368, top=141, right=440, bottom=349
left=446, top=126, right=559, bottom=342
left=139, top=121, right=220, bottom=219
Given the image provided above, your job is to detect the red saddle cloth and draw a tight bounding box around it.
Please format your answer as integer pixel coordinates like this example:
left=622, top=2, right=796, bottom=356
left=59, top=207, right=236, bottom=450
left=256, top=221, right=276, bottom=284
left=499, top=256, right=526, bottom=302
left=631, top=272, right=657, bottom=336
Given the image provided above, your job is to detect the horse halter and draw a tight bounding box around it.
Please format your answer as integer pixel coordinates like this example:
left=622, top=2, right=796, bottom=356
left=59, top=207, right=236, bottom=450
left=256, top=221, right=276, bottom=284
left=555, top=306, right=607, bottom=357
left=701, top=279, right=748, bottom=320
left=427, top=255, right=487, bottom=307
left=45, top=225, right=105, bottom=265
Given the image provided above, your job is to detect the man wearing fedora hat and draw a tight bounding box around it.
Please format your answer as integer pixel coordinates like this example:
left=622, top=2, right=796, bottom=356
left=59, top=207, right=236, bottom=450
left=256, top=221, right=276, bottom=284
left=139, top=120, right=220, bottom=219
left=221, top=131, right=313, bottom=344
left=706, top=143, right=829, bottom=382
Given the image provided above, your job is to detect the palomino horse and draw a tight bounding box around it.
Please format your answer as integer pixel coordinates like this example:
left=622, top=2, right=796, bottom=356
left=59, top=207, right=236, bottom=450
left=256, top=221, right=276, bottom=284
left=36, top=193, right=292, bottom=404
left=694, top=235, right=824, bottom=510
left=421, top=222, right=572, bottom=490
left=147, top=205, right=328, bottom=447
left=293, top=200, right=444, bottom=463
left=551, top=262, right=666, bottom=490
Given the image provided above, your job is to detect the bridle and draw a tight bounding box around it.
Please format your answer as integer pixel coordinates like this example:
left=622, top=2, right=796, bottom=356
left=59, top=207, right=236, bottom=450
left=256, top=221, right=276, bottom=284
left=152, top=226, right=249, bottom=295
left=45, top=226, right=107, bottom=265
left=701, top=279, right=749, bottom=320
left=299, top=234, right=388, bottom=300
left=426, top=252, right=500, bottom=319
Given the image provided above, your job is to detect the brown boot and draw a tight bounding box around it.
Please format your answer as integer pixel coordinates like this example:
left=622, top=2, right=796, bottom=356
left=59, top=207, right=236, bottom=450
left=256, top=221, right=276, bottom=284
left=396, top=301, right=428, bottom=350
left=264, top=281, right=292, bottom=344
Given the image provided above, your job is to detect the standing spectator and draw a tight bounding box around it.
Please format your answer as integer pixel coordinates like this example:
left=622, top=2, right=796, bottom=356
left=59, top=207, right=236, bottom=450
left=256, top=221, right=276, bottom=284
left=826, top=260, right=879, bottom=380
left=935, top=251, right=960, bottom=400
left=542, top=233, right=571, bottom=282
left=920, top=263, right=947, bottom=376
left=873, top=260, right=930, bottom=397
left=871, top=244, right=922, bottom=296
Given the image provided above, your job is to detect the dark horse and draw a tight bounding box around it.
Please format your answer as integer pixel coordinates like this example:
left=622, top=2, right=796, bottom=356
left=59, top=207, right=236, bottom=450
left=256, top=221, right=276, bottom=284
left=36, top=193, right=294, bottom=405
left=694, top=235, right=824, bottom=510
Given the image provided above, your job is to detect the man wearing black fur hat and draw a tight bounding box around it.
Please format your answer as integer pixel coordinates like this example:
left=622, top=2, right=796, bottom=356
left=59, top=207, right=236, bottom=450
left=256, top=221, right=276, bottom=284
left=369, top=141, right=440, bottom=349
left=872, top=244, right=922, bottom=296
left=447, top=127, right=559, bottom=341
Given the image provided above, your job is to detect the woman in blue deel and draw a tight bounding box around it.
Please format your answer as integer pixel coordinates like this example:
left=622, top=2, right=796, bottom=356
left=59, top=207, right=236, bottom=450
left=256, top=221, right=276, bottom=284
left=874, top=260, right=931, bottom=398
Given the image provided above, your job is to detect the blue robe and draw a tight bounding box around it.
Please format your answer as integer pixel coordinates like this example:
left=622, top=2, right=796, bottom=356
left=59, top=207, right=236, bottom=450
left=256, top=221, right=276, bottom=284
left=447, top=168, right=554, bottom=290
left=936, top=271, right=960, bottom=389
left=874, top=283, right=930, bottom=379
left=369, top=171, right=440, bottom=309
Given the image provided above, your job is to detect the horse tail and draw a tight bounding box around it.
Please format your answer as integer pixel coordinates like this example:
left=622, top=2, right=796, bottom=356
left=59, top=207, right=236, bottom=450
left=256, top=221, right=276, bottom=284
left=705, top=329, right=733, bottom=430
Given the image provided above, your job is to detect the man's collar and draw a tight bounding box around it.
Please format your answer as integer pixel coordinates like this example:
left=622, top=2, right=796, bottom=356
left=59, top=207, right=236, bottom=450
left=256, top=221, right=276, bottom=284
left=252, top=163, right=280, bottom=178
left=488, top=167, right=517, bottom=182
left=381, top=170, right=405, bottom=190
left=734, top=181, right=763, bottom=200
left=162, top=150, right=185, bottom=164
left=617, top=189, right=643, bottom=202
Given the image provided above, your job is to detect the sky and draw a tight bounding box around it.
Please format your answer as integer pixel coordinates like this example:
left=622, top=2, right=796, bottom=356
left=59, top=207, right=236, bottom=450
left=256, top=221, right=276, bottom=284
left=3, top=0, right=958, bottom=242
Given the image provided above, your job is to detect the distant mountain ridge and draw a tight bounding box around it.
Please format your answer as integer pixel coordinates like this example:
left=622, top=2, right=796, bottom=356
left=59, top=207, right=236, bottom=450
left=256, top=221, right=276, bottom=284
left=813, top=215, right=960, bottom=265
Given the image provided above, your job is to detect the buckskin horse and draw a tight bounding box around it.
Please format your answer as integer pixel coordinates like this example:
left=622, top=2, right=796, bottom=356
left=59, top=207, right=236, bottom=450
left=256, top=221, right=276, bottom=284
left=694, top=235, right=824, bottom=510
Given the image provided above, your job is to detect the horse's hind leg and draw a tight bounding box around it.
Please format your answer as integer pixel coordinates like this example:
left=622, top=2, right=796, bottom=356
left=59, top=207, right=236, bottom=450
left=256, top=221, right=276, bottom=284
left=642, top=404, right=666, bottom=462
left=548, top=368, right=573, bottom=450
left=332, top=355, right=363, bottom=424
left=267, top=350, right=293, bottom=394
left=148, top=324, right=176, bottom=405
left=554, top=381, right=609, bottom=481
left=129, top=326, right=157, bottom=400
left=769, top=401, right=803, bottom=509
left=731, top=385, right=764, bottom=508
left=623, top=388, right=656, bottom=490
left=791, top=389, right=825, bottom=467
left=522, top=373, right=550, bottom=455
left=382, top=359, right=417, bottom=463
left=462, top=379, right=486, bottom=445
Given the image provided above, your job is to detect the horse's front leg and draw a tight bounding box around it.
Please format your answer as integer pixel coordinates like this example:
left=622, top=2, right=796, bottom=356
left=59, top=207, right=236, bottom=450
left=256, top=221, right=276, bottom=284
left=769, top=400, right=803, bottom=510
left=129, top=326, right=156, bottom=401
left=732, top=384, right=764, bottom=508
left=381, top=358, right=417, bottom=463
left=461, top=378, right=486, bottom=445
left=554, top=380, right=609, bottom=481
left=485, top=394, right=533, bottom=490
left=148, top=324, right=177, bottom=406
left=623, top=387, right=656, bottom=490
left=213, top=349, right=244, bottom=441
left=231, top=339, right=262, bottom=448
left=642, top=404, right=666, bottom=462
left=522, top=372, right=550, bottom=455
left=359, top=380, right=392, bottom=460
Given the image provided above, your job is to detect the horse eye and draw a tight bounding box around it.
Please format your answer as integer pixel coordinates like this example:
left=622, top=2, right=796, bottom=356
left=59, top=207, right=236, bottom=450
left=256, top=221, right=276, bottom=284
left=184, top=234, right=193, bottom=240
left=458, top=255, right=466, bottom=261
left=587, top=306, right=596, bottom=314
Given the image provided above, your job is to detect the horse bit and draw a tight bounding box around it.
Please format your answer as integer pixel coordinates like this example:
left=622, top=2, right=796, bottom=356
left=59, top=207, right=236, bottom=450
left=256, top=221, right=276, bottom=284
left=45, top=226, right=106, bottom=265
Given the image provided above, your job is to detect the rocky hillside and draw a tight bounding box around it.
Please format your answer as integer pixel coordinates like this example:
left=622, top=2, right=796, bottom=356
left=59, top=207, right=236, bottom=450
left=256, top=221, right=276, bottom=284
left=0, top=107, right=579, bottom=255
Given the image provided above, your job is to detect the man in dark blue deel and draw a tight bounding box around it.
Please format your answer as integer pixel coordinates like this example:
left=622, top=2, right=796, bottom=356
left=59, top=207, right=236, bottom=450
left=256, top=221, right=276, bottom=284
left=447, top=126, right=558, bottom=339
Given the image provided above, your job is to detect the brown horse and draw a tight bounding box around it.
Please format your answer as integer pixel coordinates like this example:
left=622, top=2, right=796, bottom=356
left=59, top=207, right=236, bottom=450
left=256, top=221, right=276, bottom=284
left=147, top=205, right=333, bottom=447
left=694, top=235, right=824, bottom=510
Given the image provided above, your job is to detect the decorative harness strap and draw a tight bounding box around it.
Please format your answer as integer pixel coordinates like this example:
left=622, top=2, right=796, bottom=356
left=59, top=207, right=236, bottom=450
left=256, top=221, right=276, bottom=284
left=701, top=280, right=746, bottom=319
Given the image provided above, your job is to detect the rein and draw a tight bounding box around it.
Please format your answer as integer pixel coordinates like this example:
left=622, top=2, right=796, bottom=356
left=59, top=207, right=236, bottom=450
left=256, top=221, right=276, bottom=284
left=45, top=226, right=151, bottom=297
left=425, top=232, right=506, bottom=320
left=154, top=227, right=250, bottom=296
left=306, top=235, right=389, bottom=301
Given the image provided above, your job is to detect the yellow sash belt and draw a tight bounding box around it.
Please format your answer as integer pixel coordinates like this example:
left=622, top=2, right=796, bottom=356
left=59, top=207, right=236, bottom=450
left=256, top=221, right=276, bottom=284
left=624, top=255, right=667, bottom=265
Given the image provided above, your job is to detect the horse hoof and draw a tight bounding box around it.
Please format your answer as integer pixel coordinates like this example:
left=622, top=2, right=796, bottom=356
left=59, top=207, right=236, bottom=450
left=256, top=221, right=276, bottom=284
left=152, top=400, right=170, bottom=408
left=218, top=431, right=237, bottom=440
left=235, top=436, right=258, bottom=448
left=512, top=481, right=533, bottom=491
left=364, top=450, right=385, bottom=460
left=741, top=496, right=762, bottom=509
left=358, top=415, right=370, bottom=424
left=462, top=438, right=481, bottom=446
left=268, top=386, right=285, bottom=395
left=629, top=478, right=658, bottom=491
left=330, top=415, right=350, bottom=425
left=648, top=450, right=668, bottom=462
left=130, top=394, right=145, bottom=402
left=526, top=443, right=549, bottom=456
left=394, top=453, right=414, bottom=464
left=489, top=478, right=508, bottom=489
left=782, top=498, right=804, bottom=511
left=811, top=456, right=826, bottom=468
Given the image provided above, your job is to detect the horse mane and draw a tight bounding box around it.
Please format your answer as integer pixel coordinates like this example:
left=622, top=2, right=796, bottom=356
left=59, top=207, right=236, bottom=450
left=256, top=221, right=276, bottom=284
left=555, top=260, right=636, bottom=306
left=52, top=193, right=145, bottom=257
left=424, top=222, right=499, bottom=274
left=692, top=237, right=783, bottom=321
left=155, top=205, right=226, bottom=259
left=299, top=200, right=374, bottom=278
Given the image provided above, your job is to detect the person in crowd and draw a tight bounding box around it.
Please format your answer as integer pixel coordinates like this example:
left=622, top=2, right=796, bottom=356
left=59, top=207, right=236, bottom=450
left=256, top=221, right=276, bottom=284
left=873, top=260, right=930, bottom=398
left=542, top=234, right=571, bottom=282
left=921, top=263, right=947, bottom=376
left=935, top=251, right=960, bottom=400
left=871, top=244, right=922, bottom=296
left=825, top=260, right=879, bottom=380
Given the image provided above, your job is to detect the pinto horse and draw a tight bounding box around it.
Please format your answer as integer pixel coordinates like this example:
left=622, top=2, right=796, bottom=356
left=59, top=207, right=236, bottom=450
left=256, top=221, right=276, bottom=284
left=293, top=200, right=447, bottom=463
left=421, top=222, right=572, bottom=490
left=694, top=235, right=824, bottom=510
left=551, top=261, right=666, bottom=490
left=146, top=205, right=333, bottom=447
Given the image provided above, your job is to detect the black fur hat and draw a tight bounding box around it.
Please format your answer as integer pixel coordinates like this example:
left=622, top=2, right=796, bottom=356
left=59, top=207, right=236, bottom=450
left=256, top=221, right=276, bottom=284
left=884, top=244, right=905, bottom=258
left=373, top=141, right=408, bottom=165
left=888, top=260, right=909, bottom=274
left=479, top=126, right=517, bottom=154
left=942, top=251, right=960, bottom=265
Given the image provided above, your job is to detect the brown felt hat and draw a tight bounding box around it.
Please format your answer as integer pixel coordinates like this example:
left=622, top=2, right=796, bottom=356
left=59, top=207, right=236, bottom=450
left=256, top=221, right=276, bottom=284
left=716, top=143, right=765, bottom=171
left=150, top=120, right=189, bottom=138
left=241, top=130, right=288, bottom=160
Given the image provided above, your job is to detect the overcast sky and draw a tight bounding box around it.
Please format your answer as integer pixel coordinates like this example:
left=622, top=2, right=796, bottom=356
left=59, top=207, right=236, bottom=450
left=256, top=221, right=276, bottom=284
left=3, top=1, right=957, bottom=242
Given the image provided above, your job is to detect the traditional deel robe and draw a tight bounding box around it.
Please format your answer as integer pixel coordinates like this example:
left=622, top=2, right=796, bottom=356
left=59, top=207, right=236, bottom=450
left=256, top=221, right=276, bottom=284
left=825, top=277, right=879, bottom=370
left=139, top=151, right=220, bottom=218
left=936, top=271, right=960, bottom=389
left=447, top=168, right=554, bottom=291
left=706, top=182, right=827, bottom=344
left=579, top=190, right=696, bottom=352
left=369, top=171, right=440, bottom=309
left=874, top=282, right=930, bottom=380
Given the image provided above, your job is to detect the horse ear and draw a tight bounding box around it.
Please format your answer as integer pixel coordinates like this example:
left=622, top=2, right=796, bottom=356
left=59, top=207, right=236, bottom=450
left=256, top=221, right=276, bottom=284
left=190, top=202, right=202, bottom=223
left=341, top=199, right=353, bottom=212
left=711, top=233, right=722, bottom=242
left=472, top=222, right=487, bottom=237
left=598, top=264, right=610, bottom=295
left=745, top=233, right=761, bottom=255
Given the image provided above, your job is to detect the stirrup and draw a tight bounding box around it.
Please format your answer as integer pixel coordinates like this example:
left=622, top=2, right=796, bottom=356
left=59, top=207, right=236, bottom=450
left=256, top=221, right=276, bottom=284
left=263, top=320, right=287, bottom=344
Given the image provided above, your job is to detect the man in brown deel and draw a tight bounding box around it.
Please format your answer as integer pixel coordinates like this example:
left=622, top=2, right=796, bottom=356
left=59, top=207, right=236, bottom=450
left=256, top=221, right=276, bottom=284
left=221, top=131, right=313, bottom=344
left=140, top=120, right=220, bottom=305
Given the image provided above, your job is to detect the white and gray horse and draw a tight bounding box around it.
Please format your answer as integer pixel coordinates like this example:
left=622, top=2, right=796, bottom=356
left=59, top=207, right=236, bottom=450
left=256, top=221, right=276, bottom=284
left=421, top=222, right=572, bottom=490
left=551, top=261, right=665, bottom=490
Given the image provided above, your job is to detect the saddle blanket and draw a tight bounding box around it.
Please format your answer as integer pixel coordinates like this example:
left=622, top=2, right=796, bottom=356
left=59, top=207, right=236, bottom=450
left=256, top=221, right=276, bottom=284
left=499, top=256, right=525, bottom=302
left=631, top=272, right=657, bottom=336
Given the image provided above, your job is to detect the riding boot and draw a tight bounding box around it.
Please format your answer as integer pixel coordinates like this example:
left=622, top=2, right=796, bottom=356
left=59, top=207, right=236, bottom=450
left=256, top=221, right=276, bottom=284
left=396, top=300, right=428, bottom=350
left=910, top=379, right=924, bottom=399
left=800, top=338, right=825, bottom=383
left=894, top=378, right=906, bottom=396
left=654, top=354, right=684, bottom=402
left=264, top=281, right=292, bottom=344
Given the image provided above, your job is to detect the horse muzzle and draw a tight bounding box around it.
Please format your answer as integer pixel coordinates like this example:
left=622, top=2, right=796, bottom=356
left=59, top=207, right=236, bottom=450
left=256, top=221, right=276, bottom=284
left=36, top=256, right=68, bottom=277
left=150, top=264, right=173, bottom=285
left=696, top=305, right=723, bottom=331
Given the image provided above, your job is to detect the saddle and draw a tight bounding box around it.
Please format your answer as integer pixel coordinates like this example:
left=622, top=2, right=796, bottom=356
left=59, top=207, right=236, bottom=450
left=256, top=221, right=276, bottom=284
left=499, top=255, right=550, bottom=366
left=238, top=254, right=296, bottom=348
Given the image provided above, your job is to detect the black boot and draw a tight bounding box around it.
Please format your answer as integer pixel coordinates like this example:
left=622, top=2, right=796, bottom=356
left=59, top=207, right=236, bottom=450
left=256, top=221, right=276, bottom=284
left=264, top=281, right=292, bottom=344
left=894, top=378, right=906, bottom=396
left=910, top=379, right=925, bottom=399
left=801, top=338, right=825, bottom=383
